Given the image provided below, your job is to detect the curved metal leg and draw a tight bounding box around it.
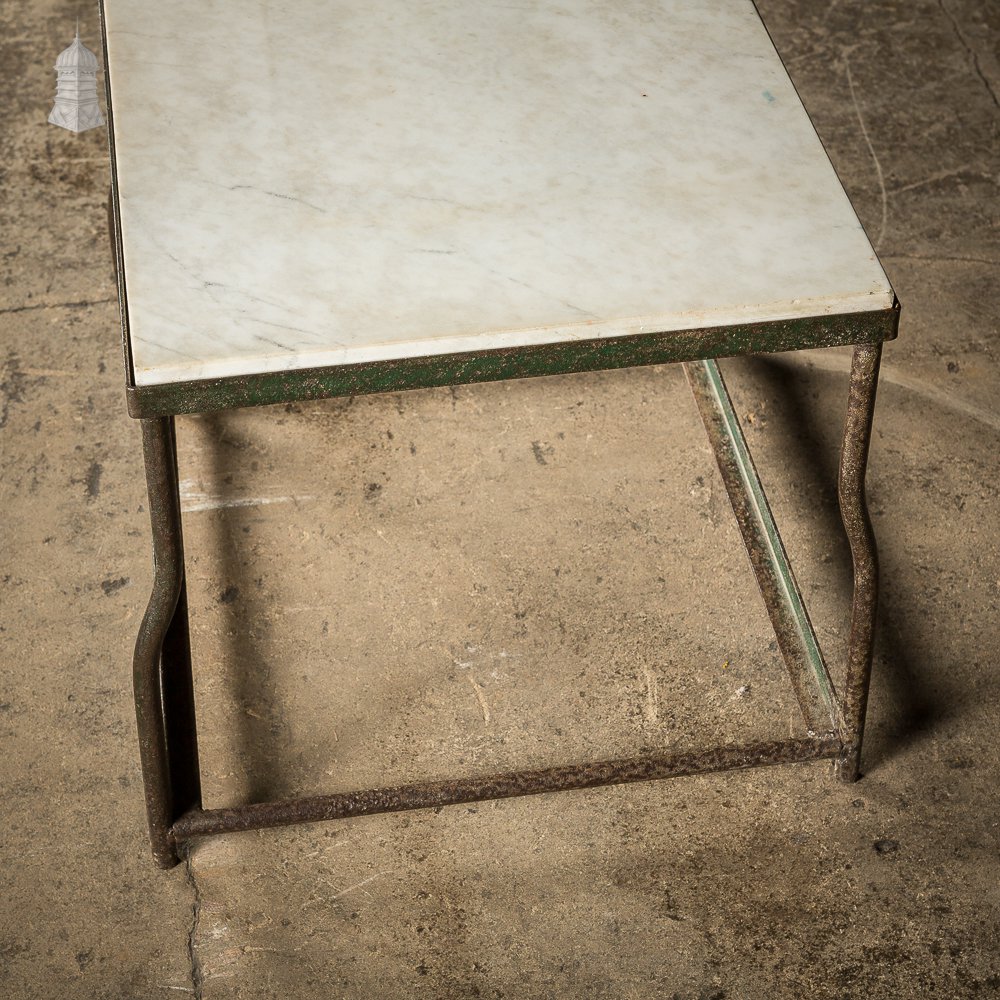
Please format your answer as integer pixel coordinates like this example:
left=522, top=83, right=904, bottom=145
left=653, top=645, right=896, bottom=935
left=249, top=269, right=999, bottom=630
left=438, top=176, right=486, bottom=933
left=835, top=344, right=883, bottom=782
left=134, top=417, right=201, bottom=866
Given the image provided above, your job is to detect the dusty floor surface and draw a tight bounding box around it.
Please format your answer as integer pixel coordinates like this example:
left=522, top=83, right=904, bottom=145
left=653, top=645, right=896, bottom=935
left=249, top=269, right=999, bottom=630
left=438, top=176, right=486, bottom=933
left=2, top=0, right=998, bottom=997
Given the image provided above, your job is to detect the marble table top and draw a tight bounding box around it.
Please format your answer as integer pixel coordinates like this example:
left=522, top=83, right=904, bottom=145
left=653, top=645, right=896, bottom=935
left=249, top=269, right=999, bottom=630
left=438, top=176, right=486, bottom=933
left=104, top=0, right=894, bottom=388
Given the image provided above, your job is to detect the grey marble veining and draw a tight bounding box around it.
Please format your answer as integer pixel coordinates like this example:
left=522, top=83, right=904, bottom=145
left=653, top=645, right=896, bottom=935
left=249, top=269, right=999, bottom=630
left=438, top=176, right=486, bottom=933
left=104, top=0, right=894, bottom=387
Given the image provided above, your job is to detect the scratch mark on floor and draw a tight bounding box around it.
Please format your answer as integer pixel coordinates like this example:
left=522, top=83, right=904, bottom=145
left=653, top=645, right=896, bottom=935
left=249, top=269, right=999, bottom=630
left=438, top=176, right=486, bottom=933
left=468, top=674, right=491, bottom=724
left=887, top=165, right=988, bottom=196
left=938, top=0, right=1000, bottom=109
left=0, top=297, right=116, bottom=316
left=331, top=871, right=387, bottom=900
left=883, top=252, right=998, bottom=268
left=178, top=480, right=315, bottom=513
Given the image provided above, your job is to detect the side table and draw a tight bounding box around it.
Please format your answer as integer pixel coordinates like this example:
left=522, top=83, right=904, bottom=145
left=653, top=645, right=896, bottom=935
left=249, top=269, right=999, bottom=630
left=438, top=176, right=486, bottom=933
left=101, top=0, right=899, bottom=868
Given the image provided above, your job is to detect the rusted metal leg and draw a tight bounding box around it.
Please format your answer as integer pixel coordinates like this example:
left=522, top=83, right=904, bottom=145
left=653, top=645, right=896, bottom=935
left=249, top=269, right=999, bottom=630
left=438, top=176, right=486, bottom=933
left=134, top=417, right=201, bottom=866
left=835, top=344, right=883, bottom=782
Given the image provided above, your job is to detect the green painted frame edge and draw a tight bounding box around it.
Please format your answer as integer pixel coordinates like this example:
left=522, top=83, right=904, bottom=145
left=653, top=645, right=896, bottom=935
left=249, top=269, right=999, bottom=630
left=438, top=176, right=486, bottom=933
left=125, top=302, right=899, bottom=418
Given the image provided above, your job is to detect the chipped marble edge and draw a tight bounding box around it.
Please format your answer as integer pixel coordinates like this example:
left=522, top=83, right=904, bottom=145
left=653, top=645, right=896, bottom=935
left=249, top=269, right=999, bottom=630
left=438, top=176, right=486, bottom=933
left=129, top=288, right=895, bottom=387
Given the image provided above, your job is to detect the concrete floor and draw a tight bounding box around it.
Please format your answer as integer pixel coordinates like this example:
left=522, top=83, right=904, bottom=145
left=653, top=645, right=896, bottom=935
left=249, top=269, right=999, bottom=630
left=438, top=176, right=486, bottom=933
left=2, top=0, right=998, bottom=997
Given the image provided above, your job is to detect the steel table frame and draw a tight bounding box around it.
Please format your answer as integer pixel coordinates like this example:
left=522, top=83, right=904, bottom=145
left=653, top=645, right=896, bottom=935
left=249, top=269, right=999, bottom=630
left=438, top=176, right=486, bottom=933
left=121, top=296, right=897, bottom=870
left=103, top=38, right=898, bottom=875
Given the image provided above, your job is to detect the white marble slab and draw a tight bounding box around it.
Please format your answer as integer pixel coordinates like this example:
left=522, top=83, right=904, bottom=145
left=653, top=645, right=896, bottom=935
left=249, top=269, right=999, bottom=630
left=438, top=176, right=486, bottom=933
left=104, top=0, right=894, bottom=387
